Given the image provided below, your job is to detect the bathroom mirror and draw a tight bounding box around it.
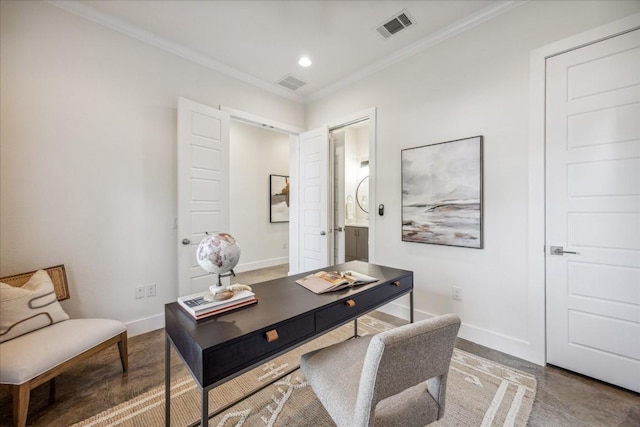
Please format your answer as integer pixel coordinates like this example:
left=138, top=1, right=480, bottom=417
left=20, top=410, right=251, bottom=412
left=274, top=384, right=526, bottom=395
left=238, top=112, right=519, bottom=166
left=356, top=176, right=369, bottom=213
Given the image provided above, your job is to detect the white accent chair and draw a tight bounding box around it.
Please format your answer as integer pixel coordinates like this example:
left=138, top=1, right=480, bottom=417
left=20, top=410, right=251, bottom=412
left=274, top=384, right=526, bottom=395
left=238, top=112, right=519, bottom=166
left=0, top=265, right=128, bottom=427
left=301, top=314, right=460, bottom=427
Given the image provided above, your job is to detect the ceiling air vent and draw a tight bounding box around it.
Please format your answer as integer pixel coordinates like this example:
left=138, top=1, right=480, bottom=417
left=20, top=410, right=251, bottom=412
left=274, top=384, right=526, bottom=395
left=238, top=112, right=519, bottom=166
left=277, top=75, right=307, bottom=91
left=375, top=10, right=414, bottom=39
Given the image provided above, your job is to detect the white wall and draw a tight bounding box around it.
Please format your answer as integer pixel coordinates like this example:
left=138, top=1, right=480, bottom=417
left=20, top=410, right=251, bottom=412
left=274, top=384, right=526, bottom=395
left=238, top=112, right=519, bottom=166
left=305, top=1, right=640, bottom=363
left=230, top=122, right=290, bottom=271
left=0, top=0, right=304, bottom=333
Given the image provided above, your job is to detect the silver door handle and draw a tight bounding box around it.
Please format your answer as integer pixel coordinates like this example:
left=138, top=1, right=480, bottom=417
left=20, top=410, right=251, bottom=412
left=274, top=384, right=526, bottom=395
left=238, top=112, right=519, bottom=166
left=182, top=238, right=191, bottom=245
left=334, top=227, right=343, bottom=232
left=550, top=246, right=578, bottom=255
left=320, top=231, right=326, bottom=236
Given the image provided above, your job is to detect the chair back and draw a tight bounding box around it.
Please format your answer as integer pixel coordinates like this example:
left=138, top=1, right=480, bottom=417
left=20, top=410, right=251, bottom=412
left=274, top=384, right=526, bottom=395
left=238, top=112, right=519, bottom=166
left=0, top=265, right=70, bottom=301
left=354, top=314, right=460, bottom=425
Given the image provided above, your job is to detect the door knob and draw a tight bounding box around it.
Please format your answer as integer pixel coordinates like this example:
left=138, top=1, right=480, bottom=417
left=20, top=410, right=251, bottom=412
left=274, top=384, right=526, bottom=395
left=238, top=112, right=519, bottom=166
left=182, top=238, right=191, bottom=245
left=320, top=231, right=326, bottom=236
left=550, top=245, right=578, bottom=255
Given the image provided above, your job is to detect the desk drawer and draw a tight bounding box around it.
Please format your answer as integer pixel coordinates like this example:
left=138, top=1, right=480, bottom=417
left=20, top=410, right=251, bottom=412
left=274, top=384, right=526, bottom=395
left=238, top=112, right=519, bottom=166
left=205, top=313, right=315, bottom=383
left=371, top=276, right=412, bottom=303
left=315, top=277, right=412, bottom=331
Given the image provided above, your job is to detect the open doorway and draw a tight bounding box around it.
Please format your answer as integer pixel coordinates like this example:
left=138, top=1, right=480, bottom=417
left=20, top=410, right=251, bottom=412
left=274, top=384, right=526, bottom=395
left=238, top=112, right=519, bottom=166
left=229, top=120, right=290, bottom=272
left=290, top=108, right=376, bottom=274
left=331, top=119, right=369, bottom=265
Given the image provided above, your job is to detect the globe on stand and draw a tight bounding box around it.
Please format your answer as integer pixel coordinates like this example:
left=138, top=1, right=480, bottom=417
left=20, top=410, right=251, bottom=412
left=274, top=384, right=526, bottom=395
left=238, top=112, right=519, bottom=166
left=196, top=232, right=241, bottom=287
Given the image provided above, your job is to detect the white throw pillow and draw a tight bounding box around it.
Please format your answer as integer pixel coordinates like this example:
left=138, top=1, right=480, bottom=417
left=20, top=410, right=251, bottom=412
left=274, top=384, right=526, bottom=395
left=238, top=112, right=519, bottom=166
left=0, top=270, right=70, bottom=343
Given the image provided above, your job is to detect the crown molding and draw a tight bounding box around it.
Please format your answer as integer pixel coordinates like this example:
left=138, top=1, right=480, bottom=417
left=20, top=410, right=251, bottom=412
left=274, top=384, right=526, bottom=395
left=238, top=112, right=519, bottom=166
left=47, top=0, right=525, bottom=105
left=46, top=0, right=305, bottom=104
left=306, top=0, right=528, bottom=103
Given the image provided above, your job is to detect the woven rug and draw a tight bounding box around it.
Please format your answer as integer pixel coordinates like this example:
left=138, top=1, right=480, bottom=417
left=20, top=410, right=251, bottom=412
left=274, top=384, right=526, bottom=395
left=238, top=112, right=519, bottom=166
left=73, top=315, right=536, bottom=427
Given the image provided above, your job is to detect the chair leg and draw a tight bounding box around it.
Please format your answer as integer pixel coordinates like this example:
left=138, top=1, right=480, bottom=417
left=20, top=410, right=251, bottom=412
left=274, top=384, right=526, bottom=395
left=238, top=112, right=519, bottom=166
left=48, top=378, right=56, bottom=405
left=12, top=383, right=30, bottom=427
left=118, top=331, right=129, bottom=372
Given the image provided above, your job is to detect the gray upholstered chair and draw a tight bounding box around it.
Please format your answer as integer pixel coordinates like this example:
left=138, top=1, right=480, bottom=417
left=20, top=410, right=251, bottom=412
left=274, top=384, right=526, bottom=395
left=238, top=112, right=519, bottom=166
left=301, top=314, right=460, bottom=427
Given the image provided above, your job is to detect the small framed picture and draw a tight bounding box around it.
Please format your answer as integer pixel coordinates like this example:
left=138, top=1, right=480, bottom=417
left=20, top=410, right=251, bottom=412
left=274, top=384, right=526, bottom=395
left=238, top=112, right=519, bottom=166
left=270, top=174, right=290, bottom=223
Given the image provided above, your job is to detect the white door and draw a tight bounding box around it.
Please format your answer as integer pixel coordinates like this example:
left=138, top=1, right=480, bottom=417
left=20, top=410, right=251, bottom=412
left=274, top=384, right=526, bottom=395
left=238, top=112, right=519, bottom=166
left=545, top=29, right=640, bottom=392
left=298, top=127, right=330, bottom=272
left=332, top=131, right=346, bottom=264
left=177, top=97, right=230, bottom=296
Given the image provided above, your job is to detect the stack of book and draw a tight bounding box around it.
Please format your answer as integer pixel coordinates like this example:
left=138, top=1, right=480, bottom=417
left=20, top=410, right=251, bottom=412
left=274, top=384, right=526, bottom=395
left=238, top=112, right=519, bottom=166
left=177, top=289, right=257, bottom=320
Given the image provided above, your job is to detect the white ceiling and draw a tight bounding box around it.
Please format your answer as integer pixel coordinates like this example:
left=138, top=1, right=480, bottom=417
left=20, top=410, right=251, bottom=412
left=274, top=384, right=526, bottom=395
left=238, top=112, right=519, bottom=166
left=51, top=0, right=524, bottom=103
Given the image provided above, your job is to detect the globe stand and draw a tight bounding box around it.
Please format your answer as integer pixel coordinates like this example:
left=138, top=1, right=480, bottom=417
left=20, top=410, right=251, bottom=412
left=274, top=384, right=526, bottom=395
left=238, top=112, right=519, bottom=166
left=214, top=269, right=236, bottom=287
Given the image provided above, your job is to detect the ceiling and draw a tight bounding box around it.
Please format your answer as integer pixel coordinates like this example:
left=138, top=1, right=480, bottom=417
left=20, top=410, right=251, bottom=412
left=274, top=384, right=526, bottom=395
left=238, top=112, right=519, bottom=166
left=51, top=1, right=523, bottom=103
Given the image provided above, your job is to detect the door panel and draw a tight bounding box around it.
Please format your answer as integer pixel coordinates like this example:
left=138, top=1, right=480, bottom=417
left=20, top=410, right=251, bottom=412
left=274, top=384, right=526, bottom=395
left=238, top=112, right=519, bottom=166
left=545, top=29, right=640, bottom=392
left=569, top=213, right=639, bottom=249
left=569, top=263, right=639, bottom=304
left=568, top=104, right=640, bottom=147
left=177, top=98, right=230, bottom=296
left=569, top=311, right=639, bottom=359
left=360, top=227, right=369, bottom=261
left=569, top=158, right=639, bottom=195
left=333, top=132, right=346, bottom=264
left=298, top=127, right=329, bottom=272
left=567, top=47, right=639, bottom=98
left=345, top=227, right=357, bottom=262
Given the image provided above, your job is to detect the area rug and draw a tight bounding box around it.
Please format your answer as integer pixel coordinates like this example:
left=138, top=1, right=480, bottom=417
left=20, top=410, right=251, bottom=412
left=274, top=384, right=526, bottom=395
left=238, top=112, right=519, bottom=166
left=73, top=315, right=536, bottom=427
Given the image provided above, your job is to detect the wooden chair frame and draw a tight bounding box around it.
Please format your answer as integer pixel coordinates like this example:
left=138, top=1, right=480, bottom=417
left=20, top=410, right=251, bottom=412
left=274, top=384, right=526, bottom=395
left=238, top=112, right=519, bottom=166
left=0, top=265, right=128, bottom=427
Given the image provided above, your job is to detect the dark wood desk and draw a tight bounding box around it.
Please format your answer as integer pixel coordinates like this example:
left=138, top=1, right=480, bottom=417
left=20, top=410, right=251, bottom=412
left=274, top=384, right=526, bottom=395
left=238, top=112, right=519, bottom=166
left=164, top=261, right=413, bottom=426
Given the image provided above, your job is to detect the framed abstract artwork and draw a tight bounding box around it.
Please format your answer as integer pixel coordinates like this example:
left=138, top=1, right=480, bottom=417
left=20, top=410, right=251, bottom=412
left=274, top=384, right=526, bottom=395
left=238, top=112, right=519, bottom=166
left=401, top=135, right=483, bottom=248
left=269, top=174, right=290, bottom=223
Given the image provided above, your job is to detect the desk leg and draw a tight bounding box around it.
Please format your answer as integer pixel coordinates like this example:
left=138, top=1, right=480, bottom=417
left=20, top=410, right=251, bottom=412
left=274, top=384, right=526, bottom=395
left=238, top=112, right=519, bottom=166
left=165, top=335, right=171, bottom=427
left=410, top=291, right=414, bottom=323
left=201, top=387, right=208, bottom=427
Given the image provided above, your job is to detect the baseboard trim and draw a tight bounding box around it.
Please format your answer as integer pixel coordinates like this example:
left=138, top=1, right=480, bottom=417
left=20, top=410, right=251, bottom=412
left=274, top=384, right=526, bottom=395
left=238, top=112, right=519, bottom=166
left=125, top=313, right=164, bottom=337
left=457, top=320, right=536, bottom=364
left=235, top=257, right=289, bottom=273
left=375, top=298, right=412, bottom=322
left=377, top=301, right=541, bottom=365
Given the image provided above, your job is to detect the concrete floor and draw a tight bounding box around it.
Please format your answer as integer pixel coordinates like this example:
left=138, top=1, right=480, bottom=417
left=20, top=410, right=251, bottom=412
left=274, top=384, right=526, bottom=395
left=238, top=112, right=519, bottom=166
left=1, top=264, right=638, bottom=426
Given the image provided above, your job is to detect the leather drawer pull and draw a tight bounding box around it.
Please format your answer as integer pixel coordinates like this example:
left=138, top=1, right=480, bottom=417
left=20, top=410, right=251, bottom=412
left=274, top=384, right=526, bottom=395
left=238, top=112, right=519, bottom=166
left=346, top=299, right=356, bottom=308
left=265, top=329, right=279, bottom=343
left=393, top=281, right=401, bottom=287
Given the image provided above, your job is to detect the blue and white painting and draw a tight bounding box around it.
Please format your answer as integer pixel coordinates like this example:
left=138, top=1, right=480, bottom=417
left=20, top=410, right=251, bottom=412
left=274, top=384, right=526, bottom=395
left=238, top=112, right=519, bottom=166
left=401, top=136, right=483, bottom=248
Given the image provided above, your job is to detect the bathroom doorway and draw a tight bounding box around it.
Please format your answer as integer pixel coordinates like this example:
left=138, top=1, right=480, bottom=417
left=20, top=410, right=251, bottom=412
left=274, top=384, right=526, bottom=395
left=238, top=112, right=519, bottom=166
left=331, top=119, right=369, bottom=265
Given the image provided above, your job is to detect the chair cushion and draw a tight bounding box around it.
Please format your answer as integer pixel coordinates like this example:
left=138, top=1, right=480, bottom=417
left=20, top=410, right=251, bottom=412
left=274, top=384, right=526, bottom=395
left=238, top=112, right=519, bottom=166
left=0, top=318, right=126, bottom=385
left=0, top=270, right=70, bottom=343
left=301, top=335, right=373, bottom=426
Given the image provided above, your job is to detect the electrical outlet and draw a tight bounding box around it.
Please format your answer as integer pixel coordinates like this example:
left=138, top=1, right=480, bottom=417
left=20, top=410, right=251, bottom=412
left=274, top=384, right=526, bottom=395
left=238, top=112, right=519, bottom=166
left=146, top=283, right=156, bottom=297
left=452, top=286, right=462, bottom=301
left=135, top=285, right=145, bottom=299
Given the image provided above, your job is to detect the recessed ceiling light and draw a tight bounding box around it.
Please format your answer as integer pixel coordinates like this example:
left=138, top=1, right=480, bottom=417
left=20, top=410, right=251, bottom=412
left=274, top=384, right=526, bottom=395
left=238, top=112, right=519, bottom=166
left=298, top=56, right=312, bottom=67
